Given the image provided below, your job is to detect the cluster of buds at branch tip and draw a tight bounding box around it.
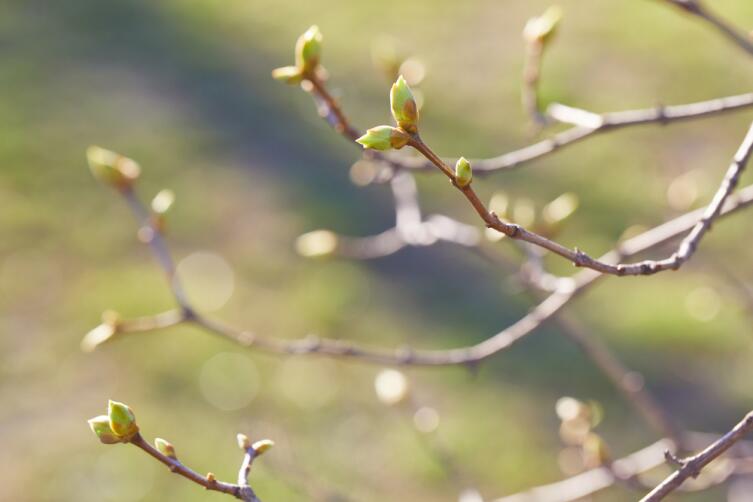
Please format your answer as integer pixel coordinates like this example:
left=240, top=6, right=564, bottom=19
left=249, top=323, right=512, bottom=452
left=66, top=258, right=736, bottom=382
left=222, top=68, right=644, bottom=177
left=87, top=146, right=141, bottom=190
left=523, top=6, right=563, bottom=46
left=454, top=157, right=473, bottom=188
left=88, top=400, right=139, bottom=444
left=357, top=75, right=419, bottom=151
left=272, top=25, right=323, bottom=84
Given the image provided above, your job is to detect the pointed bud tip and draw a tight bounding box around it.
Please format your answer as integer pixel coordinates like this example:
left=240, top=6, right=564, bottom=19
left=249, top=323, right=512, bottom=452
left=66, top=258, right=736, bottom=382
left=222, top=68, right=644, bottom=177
left=271, top=66, right=304, bottom=85
left=108, top=400, right=139, bottom=440
left=86, top=146, right=140, bottom=189
left=454, top=157, right=473, bottom=188
left=88, top=415, right=122, bottom=444
left=237, top=433, right=251, bottom=451
left=390, top=75, right=418, bottom=132
left=155, top=438, right=177, bottom=459
left=252, top=439, right=275, bottom=456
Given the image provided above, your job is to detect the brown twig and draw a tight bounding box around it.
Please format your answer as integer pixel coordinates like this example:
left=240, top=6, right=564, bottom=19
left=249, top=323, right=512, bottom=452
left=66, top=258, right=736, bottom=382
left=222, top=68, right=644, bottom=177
left=87, top=180, right=753, bottom=366
left=640, top=411, right=753, bottom=501
left=130, top=434, right=260, bottom=501
left=406, top=121, right=753, bottom=277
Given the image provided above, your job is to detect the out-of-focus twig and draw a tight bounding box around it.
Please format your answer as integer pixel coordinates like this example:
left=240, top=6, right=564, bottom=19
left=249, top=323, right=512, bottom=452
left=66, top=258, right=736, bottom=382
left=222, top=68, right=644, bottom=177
left=85, top=181, right=753, bottom=366
left=640, top=411, right=753, bottom=501
left=662, top=0, right=753, bottom=57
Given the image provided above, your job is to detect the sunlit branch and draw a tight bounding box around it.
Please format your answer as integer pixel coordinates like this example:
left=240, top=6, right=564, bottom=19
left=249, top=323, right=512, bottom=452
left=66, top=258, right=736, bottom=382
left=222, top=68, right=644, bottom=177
left=86, top=180, right=753, bottom=366
left=640, top=411, right=753, bottom=501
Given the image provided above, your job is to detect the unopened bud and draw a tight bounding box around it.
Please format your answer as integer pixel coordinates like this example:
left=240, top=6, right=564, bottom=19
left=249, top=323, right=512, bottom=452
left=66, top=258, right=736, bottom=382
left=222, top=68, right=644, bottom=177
left=356, top=125, right=410, bottom=151
left=155, top=438, right=176, bottom=459
left=295, top=229, right=338, bottom=257
left=390, top=75, right=418, bottom=133
left=252, top=439, right=275, bottom=456
left=108, top=400, right=139, bottom=440
left=151, top=189, right=175, bottom=215
left=272, top=65, right=304, bottom=84
left=206, top=472, right=216, bottom=483
left=454, top=157, right=473, bottom=188
left=237, top=433, right=251, bottom=451
left=523, top=6, right=563, bottom=45
left=295, top=25, right=322, bottom=73
left=88, top=415, right=122, bottom=444
left=86, top=146, right=140, bottom=190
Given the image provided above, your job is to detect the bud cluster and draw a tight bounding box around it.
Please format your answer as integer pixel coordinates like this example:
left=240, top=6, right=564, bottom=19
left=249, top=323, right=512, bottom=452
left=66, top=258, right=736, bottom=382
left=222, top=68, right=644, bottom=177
left=88, top=400, right=139, bottom=444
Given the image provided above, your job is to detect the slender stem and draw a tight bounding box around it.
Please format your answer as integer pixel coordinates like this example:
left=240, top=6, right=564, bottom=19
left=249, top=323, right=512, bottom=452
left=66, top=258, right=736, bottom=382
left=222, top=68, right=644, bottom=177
left=130, top=433, right=251, bottom=500
left=640, top=411, right=753, bottom=501
left=96, top=181, right=753, bottom=366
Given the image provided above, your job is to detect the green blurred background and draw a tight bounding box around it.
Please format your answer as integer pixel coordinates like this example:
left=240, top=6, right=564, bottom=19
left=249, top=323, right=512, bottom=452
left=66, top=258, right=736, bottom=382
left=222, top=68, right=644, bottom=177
left=2, top=0, right=753, bottom=500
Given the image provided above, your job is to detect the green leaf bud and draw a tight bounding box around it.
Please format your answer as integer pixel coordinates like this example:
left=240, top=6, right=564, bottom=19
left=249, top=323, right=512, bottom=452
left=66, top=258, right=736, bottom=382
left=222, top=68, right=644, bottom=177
left=86, top=146, right=141, bottom=190
left=108, top=400, right=139, bottom=440
left=295, top=25, right=322, bottom=73
left=237, top=433, right=251, bottom=451
left=390, top=75, right=418, bottom=132
left=271, top=65, right=304, bottom=84
left=155, top=438, right=177, bottom=459
left=523, top=6, right=563, bottom=45
left=88, top=415, right=122, bottom=444
left=356, top=125, right=410, bottom=151
left=251, top=439, right=275, bottom=456
left=454, top=157, right=473, bottom=188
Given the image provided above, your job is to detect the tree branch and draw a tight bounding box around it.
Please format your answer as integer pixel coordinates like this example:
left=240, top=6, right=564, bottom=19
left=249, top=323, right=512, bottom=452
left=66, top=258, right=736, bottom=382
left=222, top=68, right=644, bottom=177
left=640, top=411, right=753, bottom=501
left=84, top=180, right=753, bottom=366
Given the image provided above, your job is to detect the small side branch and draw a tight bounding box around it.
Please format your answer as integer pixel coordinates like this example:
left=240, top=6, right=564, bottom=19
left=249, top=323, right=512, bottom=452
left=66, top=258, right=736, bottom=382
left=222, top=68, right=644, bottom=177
left=640, top=411, right=753, bottom=501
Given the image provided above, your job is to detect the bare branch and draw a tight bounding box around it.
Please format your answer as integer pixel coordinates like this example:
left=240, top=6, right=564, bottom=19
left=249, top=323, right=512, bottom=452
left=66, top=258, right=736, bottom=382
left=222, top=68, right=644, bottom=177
left=130, top=433, right=261, bottom=501
left=640, top=411, right=753, bottom=501
left=87, top=180, right=753, bottom=366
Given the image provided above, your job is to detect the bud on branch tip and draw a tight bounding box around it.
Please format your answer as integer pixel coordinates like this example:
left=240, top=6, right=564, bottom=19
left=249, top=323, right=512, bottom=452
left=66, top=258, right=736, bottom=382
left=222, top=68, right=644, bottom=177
left=295, top=25, right=322, bottom=73
left=523, top=6, right=563, bottom=45
left=356, top=126, right=410, bottom=151
left=252, top=439, right=275, bottom=456
left=455, top=157, right=473, bottom=187
left=86, top=146, right=140, bottom=190
left=88, top=415, right=122, bottom=444
left=108, top=400, right=139, bottom=440
left=390, top=75, right=419, bottom=133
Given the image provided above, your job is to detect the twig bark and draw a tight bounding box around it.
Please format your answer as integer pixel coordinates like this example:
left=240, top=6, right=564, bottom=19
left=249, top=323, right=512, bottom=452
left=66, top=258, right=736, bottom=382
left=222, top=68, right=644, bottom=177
left=640, top=411, right=753, bottom=501
left=89, top=180, right=753, bottom=366
left=130, top=434, right=260, bottom=501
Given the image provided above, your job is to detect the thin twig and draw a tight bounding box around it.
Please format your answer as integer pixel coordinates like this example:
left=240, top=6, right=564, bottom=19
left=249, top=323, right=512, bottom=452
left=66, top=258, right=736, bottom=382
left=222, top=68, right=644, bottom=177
left=130, top=434, right=260, bottom=501
left=640, top=411, right=753, bottom=501
left=663, top=0, right=753, bottom=57
left=307, top=73, right=753, bottom=175
left=407, top=121, right=753, bottom=276
left=89, top=180, right=753, bottom=366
